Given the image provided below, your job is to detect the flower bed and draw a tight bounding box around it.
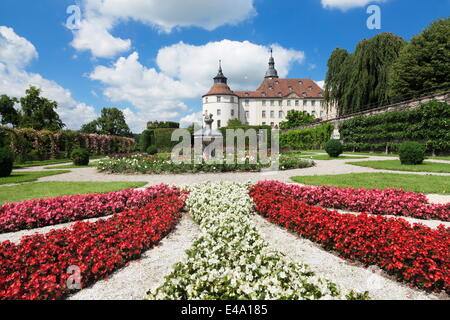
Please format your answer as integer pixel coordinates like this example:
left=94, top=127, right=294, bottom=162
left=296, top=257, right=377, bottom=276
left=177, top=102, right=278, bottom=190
left=250, top=183, right=450, bottom=294
left=148, top=182, right=367, bottom=300
left=0, top=185, right=185, bottom=300
left=0, top=185, right=172, bottom=233
left=97, top=154, right=314, bottom=174
left=259, top=181, right=449, bottom=221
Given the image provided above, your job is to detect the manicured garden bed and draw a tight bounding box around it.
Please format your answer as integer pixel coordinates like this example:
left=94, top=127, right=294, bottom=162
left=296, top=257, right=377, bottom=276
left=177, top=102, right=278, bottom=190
left=0, top=181, right=147, bottom=205
left=348, top=160, right=450, bottom=173
left=148, top=182, right=367, bottom=300
left=268, top=180, right=449, bottom=221
left=0, top=184, right=164, bottom=233
left=0, top=185, right=185, bottom=300
left=0, top=171, right=70, bottom=185
left=299, top=155, right=368, bottom=160
left=250, top=182, right=450, bottom=294
left=98, top=154, right=314, bottom=174
left=291, top=172, right=450, bottom=195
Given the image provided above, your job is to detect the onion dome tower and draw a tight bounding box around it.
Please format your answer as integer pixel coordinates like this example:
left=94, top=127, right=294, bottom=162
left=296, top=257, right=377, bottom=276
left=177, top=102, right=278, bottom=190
left=202, top=61, right=239, bottom=129
left=265, top=49, right=279, bottom=79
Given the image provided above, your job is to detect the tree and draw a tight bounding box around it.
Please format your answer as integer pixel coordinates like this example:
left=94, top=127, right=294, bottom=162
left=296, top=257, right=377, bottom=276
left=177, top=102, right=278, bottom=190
left=81, top=107, right=132, bottom=137
left=389, top=18, right=450, bottom=98
left=324, top=33, right=405, bottom=115
left=19, top=86, right=65, bottom=131
left=0, top=95, right=20, bottom=127
left=280, top=110, right=315, bottom=130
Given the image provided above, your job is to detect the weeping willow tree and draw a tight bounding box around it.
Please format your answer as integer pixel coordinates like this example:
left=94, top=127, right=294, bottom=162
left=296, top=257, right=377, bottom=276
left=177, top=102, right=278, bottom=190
left=325, top=33, right=406, bottom=116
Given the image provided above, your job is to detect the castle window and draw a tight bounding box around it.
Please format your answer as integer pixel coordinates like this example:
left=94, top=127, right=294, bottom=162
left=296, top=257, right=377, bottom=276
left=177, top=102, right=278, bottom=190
left=217, top=120, right=221, bottom=128
left=311, top=100, right=316, bottom=107
left=230, top=97, right=235, bottom=103
left=312, top=111, right=316, bottom=116
left=205, top=97, right=208, bottom=103
left=287, top=100, right=291, bottom=106
left=245, top=99, right=249, bottom=106
left=231, top=109, right=235, bottom=117
left=295, top=100, right=299, bottom=106
left=262, top=100, right=266, bottom=106
left=262, top=111, right=266, bottom=118
left=217, top=109, right=221, bottom=116
left=279, top=111, right=284, bottom=118
left=270, top=111, right=274, bottom=118
left=270, top=122, right=274, bottom=128
left=270, top=100, right=275, bottom=106
left=303, top=100, right=307, bottom=106
left=217, top=96, right=221, bottom=102
left=278, top=100, right=282, bottom=106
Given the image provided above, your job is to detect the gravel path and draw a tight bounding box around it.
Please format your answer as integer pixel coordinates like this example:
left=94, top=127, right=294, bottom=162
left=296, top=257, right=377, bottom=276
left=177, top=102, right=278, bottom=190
left=252, top=214, right=447, bottom=300
left=68, top=214, right=200, bottom=300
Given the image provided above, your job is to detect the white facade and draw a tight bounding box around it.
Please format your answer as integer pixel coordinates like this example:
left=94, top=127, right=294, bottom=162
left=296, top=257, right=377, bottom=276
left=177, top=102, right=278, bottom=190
left=202, top=57, right=337, bottom=130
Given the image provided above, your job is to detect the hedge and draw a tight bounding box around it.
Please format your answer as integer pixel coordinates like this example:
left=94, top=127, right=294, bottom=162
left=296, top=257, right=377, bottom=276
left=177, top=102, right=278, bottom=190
left=280, top=123, right=333, bottom=150
left=0, top=127, right=135, bottom=162
left=339, top=101, right=450, bottom=155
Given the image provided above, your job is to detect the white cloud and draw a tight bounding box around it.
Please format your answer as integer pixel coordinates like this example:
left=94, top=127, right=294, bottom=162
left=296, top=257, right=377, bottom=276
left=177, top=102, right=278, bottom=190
left=71, top=16, right=131, bottom=59
left=71, top=0, right=256, bottom=58
left=321, top=0, right=385, bottom=11
left=0, top=26, right=97, bottom=129
left=179, top=111, right=203, bottom=128
left=90, top=40, right=305, bottom=132
left=315, top=80, right=325, bottom=89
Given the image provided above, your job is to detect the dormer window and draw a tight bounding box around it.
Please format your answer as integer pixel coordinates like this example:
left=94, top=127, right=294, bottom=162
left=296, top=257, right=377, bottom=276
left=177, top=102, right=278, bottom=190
left=245, top=92, right=249, bottom=97
left=269, top=86, right=273, bottom=90
left=288, top=86, right=293, bottom=91
left=262, top=92, right=266, bottom=97
left=302, top=92, right=307, bottom=97
left=278, top=92, right=282, bottom=97
left=308, top=86, right=313, bottom=91
left=298, top=81, right=303, bottom=85
left=275, top=81, right=279, bottom=85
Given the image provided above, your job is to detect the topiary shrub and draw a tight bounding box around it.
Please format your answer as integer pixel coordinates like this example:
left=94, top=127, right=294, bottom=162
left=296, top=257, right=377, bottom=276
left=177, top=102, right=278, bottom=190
left=399, top=141, right=425, bottom=165
left=146, top=145, right=158, bottom=155
left=71, top=148, right=90, bottom=166
left=325, top=139, right=343, bottom=158
left=0, top=147, right=14, bottom=177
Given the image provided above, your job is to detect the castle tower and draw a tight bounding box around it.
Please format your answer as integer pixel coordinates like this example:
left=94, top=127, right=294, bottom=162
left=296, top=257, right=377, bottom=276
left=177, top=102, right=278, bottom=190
left=264, top=49, right=279, bottom=79
left=202, top=61, right=239, bottom=129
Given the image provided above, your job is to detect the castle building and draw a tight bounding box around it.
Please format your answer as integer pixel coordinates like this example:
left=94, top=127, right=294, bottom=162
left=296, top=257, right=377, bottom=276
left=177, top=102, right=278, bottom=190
left=202, top=52, right=337, bottom=130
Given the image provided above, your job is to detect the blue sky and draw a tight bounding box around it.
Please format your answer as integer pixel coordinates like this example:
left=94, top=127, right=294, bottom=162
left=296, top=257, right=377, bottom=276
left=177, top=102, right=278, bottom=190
left=0, top=0, right=448, bottom=132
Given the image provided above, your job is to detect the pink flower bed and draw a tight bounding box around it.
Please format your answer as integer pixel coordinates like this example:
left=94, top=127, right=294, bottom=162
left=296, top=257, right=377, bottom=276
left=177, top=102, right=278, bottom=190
left=0, top=185, right=171, bottom=233
left=258, top=181, right=449, bottom=221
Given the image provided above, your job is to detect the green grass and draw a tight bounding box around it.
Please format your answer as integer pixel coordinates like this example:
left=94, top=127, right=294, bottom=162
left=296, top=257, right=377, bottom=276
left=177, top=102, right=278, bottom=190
left=45, top=163, right=98, bottom=169
left=0, top=171, right=70, bottom=185
left=0, top=181, right=148, bottom=205
left=299, top=155, right=368, bottom=160
left=291, top=173, right=450, bottom=194
left=13, top=155, right=106, bottom=168
left=348, top=160, right=450, bottom=173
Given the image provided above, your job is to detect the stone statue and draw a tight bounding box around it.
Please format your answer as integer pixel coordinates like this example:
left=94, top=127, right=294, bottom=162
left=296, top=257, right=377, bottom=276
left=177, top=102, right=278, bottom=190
left=204, top=111, right=214, bottom=131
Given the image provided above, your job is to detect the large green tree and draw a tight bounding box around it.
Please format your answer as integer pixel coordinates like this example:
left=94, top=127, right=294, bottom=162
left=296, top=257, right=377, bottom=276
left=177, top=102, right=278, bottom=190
left=0, top=95, right=20, bottom=127
left=279, top=110, right=316, bottom=130
left=325, top=33, right=406, bottom=115
left=19, top=86, right=65, bottom=131
left=389, top=18, right=450, bottom=98
left=81, top=107, right=132, bottom=137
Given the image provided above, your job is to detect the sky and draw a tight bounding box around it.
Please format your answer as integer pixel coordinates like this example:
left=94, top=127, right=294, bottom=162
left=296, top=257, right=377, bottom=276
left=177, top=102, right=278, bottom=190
left=0, top=0, right=448, bottom=132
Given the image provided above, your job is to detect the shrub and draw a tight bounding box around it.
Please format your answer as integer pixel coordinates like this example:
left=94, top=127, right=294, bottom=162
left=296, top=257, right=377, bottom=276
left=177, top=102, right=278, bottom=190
left=280, top=123, right=333, bottom=150
left=399, top=141, right=425, bottom=164
left=140, top=129, right=155, bottom=152
left=325, top=139, right=343, bottom=157
left=146, top=145, right=158, bottom=155
left=0, top=147, right=14, bottom=177
left=71, top=148, right=90, bottom=166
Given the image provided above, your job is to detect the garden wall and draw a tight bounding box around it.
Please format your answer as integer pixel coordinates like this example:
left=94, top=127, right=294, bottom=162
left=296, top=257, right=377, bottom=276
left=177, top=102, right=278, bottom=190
left=280, top=123, right=333, bottom=150
left=0, top=127, right=136, bottom=162
left=339, top=101, right=450, bottom=155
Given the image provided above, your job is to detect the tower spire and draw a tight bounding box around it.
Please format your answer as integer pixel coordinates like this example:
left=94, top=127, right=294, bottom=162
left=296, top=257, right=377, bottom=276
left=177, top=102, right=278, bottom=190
left=214, top=60, right=227, bottom=84
left=265, top=49, right=279, bottom=79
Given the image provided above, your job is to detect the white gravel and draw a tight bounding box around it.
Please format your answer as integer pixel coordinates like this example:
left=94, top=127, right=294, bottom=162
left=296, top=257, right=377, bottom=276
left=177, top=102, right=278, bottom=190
left=252, top=214, right=447, bottom=300
left=68, top=214, right=200, bottom=300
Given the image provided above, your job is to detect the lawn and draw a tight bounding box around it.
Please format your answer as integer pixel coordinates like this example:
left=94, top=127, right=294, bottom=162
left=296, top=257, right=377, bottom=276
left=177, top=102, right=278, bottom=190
left=45, top=163, right=98, bottom=169
left=0, top=181, right=148, bottom=204
left=0, top=171, right=70, bottom=185
left=299, top=155, right=368, bottom=160
left=348, top=160, right=450, bottom=173
left=14, top=156, right=106, bottom=168
left=291, top=173, right=450, bottom=194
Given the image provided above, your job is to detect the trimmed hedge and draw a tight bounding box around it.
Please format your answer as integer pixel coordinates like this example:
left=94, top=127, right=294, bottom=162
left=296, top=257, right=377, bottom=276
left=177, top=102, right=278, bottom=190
left=399, top=142, right=425, bottom=165
left=0, top=127, right=135, bottom=163
left=71, top=148, right=90, bottom=166
left=340, top=101, right=450, bottom=155
left=280, top=123, right=333, bottom=150
left=325, top=139, right=343, bottom=157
